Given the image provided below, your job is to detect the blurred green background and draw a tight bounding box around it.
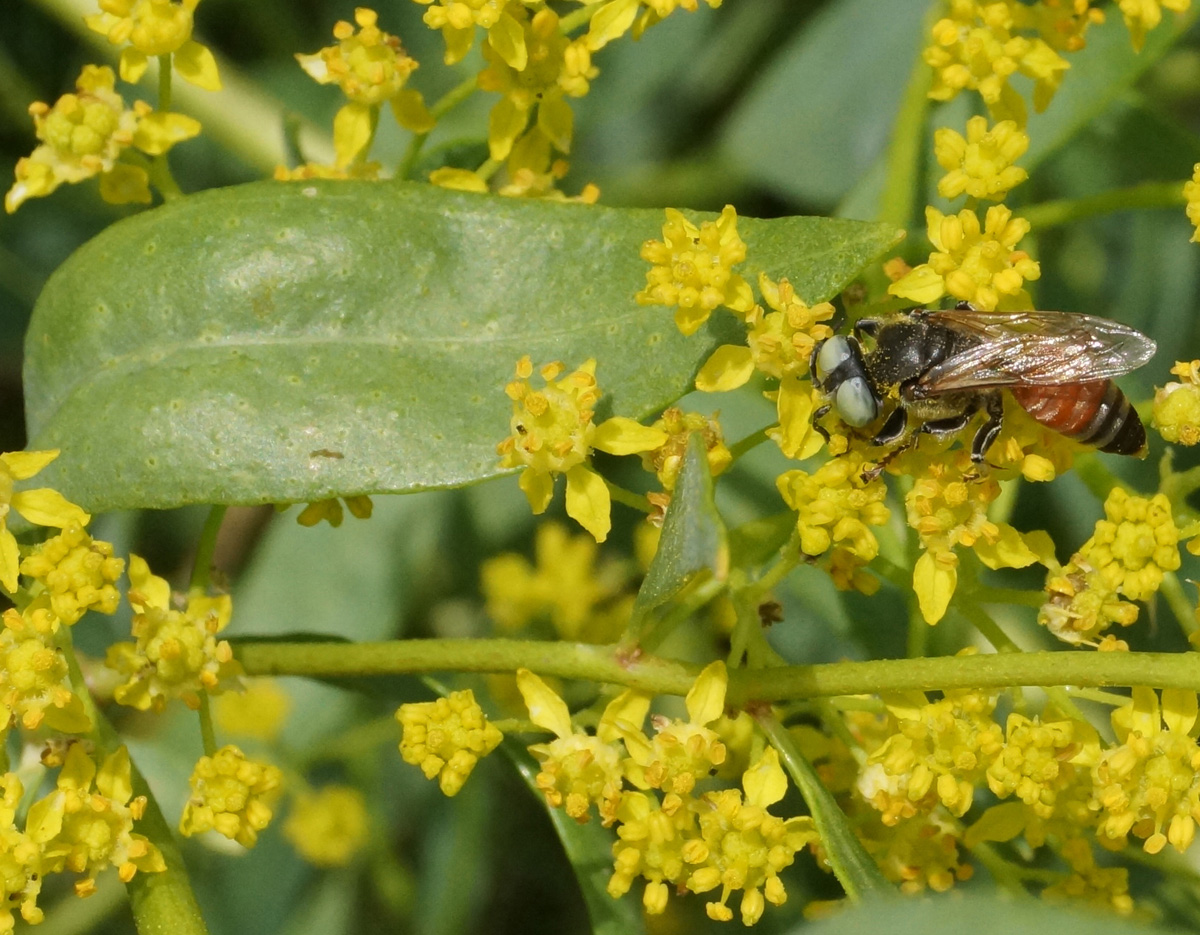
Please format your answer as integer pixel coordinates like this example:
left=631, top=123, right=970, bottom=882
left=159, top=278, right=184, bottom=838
left=5, top=0, right=1200, bottom=933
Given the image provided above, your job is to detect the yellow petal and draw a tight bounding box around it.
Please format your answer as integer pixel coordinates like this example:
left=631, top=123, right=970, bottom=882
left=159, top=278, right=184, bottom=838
left=42, top=695, right=92, bottom=734
left=96, top=746, right=134, bottom=804
left=24, top=794, right=64, bottom=844
left=0, top=528, right=19, bottom=593
left=128, top=554, right=171, bottom=611
left=586, top=0, right=639, bottom=49
left=972, top=524, right=1038, bottom=570
left=685, top=660, right=727, bottom=725
left=1129, top=686, right=1159, bottom=737
left=1162, top=689, right=1198, bottom=735
left=887, top=264, right=945, bottom=304
left=913, top=549, right=956, bottom=624
left=487, top=11, right=528, bottom=71
left=673, top=305, right=711, bottom=336
left=0, top=449, right=59, bottom=479
left=592, top=418, right=668, bottom=456
left=516, top=669, right=573, bottom=739
left=391, top=89, right=435, bottom=134
left=772, top=376, right=819, bottom=459
left=429, top=167, right=488, bottom=193
left=695, top=345, right=754, bottom=392
left=133, top=112, right=202, bottom=156
left=333, top=101, right=373, bottom=168
left=100, top=164, right=152, bottom=205
left=565, top=465, right=610, bottom=542
left=12, top=488, right=90, bottom=528
left=537, top=97, right=574, bottom=155
left=120, top=48, right=150, bottom=84
left=518, top=468, right=555, bottom=514
left=964, top=801, right=1027, bottom=847
left=488, top=96, right=529, bottom=162
left=174, top=40, right=222, bottom=91
left=742, top=747, right=787, bottom=808
left=597, top=690, right=651, bottom=743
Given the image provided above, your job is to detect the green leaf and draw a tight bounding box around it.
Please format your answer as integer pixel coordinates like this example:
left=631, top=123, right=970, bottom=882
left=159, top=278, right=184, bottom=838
left=623, top=433, right=728, bottom=648
left=797, top=892, right=1180, bottom=935
left=504, top=742, right=645, bottom=935
left=756, top=714, right=893, bottom=901
left=24, top=180, right=900, bottom=513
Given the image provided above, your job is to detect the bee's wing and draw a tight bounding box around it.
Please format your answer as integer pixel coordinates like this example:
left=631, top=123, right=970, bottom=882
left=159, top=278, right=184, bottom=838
left=915, top=309, right=1157, bottom=393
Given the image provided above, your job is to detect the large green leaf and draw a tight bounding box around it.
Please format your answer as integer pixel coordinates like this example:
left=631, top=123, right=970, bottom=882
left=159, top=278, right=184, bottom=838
left=24, top=180, right=900, bottom=513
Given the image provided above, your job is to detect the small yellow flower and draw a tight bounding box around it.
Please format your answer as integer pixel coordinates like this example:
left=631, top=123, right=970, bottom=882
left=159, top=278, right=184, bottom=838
left=934, top=116, right=1029, bottom=201
left=617, top=661, right=729, bottom=796
left=1093, top=687, right=1200, bottom=854
left=518, top=668, right=643, bottom=824
left=27, top=745, right=165, bottom=894
left=0, top=603, right=92, bottom=733
left=925, top=0, right=1070, bottom=122
left=104, top=554, right=241, bottom=711
left=607, top=788, right=696, bottom=914
left=296, top=8, right=433, bottom=167
left=889, top=204, right=1040, bottom=310
left=494, top=126, right=600, bottom=203
left=776, top=449, right=890, bottom=592
left=859, top=809, right=972, bottom=894
left=397, top=689, right=504, bottom=796
left=1186, top=165, right=1200, bottom=243
left=284, top=786, right=369, bottom=867
left=273, top=161, right=383, bottom=181
left=19, top=524, right=123, bottom=625
left=1153, top=359, right=1200, bottom=445
left=414, top=0, right=524, bottom=67
left=179, top=745, right=283, bottom=848
left=637, top=206, right=755, bottom=336
left=1118, top=0, right=1191, bottom=52
left=1039, top=558, right=1140, bottom=646
left=586, top=0, right=722, bottom=51
left=0, top=451, right=89, bottom=593
left=477, top=7, right=596, bottom=161
left=213, top=678, right=292, bottom=741
left=1077, top=488, right=1181, bottom=602
left=496, top=357, right=668, bottom=543
left=482, top=522, right=628, bottom=641
left=0, top=773, right=44, bottom=932
left=295, top=495, right=374, bottom=527
left=858, top=685, right=1003, bottom=824
left=1042, top=836, right=1133, bottom=914
left=985, top=713, right=1099, bottom=819
left=5, top=66, right=200, bottom=213
left=85, top=0, right=221, bottom=89
left=640, top=408, right=731, bottom=492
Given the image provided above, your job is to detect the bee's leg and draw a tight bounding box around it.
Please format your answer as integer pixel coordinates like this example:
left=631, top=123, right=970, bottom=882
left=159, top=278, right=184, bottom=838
left=811, top=404, right=831, bottom=442
left=871, top=406, right=908, bottom=447
left=969, top=394, right=1005, bottom=462
left=919, top=412, right=975, bottom=438
left=853, top=318, right=881, bottom=340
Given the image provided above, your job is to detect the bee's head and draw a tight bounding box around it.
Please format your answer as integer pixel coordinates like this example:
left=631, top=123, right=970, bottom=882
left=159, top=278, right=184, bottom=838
left=810, top=335, right=879, bottom=427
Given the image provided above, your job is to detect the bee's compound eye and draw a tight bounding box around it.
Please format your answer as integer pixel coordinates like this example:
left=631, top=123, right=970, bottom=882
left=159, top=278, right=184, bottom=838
left=814, top=336, right=852, bottom=380
left=835, top=377, right=879, bottom=427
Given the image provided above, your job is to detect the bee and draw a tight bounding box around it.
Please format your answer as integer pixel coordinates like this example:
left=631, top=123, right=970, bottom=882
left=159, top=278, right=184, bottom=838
left=810, top=304, right=1157, bottom=462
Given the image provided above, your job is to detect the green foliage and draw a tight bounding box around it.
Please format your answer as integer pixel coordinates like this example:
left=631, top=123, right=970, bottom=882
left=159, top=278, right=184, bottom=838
left=23, top=180, right=899, bottom=512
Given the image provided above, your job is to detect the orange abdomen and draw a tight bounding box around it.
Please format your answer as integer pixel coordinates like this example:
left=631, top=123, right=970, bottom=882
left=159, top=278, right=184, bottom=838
left=1010, top=381, right=1146, bottom=455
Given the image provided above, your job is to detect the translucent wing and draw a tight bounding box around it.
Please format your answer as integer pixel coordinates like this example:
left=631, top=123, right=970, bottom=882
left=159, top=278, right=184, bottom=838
left=914, top=309, right=1157, bottom=393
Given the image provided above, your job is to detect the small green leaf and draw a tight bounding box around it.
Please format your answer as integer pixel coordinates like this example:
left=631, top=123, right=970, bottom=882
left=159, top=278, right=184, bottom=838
left=504, top=742, right=645, bottom=935
left=728, top=511, right=796, bottom=570
left=24, top=181, right=900, bottom=513
left=624, top=433, right=728, bottom=647
left=756, top=714, right=892, bottom=901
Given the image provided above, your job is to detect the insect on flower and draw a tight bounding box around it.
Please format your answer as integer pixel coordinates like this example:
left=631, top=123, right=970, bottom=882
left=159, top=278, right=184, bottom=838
left=810, top=304, right=1157, bottom=461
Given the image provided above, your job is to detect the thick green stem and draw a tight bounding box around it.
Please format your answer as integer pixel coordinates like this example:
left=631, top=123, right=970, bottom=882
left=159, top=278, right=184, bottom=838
left=234, top=637, right=1200, bottom=703
left=157, top=54, right=172, bottom=111
left=728, top=426, right=770, bottom=464
left=1022, top=180, right=1186, bottom=232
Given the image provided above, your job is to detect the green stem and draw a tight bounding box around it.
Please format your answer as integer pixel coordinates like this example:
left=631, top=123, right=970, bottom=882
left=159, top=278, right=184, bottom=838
left=1159, top=571, right=1198, bottom=641
left=756, top=713, right=892, bottom=900
left=557, top=4, right=596, bottom=34
left=189, top=505, right=227, bottom=592
left=604, top=479, right=652, bottom=514
left=728, top=426, right=770, bottom=464
left=397, top=72, right=480, bottom=180
left=58, top=627, right=208, bottom=934
left=234, top=638, right=1200, bottom=703
left=197, top=692, right=218, bottom=757
left=975, top=586, right=1046, bottom=608
left=157, top=54, right=172, bottom=111
left=1022, top=180, right=1186, bottom=232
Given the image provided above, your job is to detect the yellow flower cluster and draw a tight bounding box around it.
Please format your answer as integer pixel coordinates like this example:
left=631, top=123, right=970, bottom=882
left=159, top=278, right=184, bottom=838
left=776, top=450, right=890, bottom=594
left=0, top=604, right=91, bottom=733
left=586, top=0, right=723, bottom=50
left=20, top=524, right=123, bottom=624
left=517, top=664, right=816, bottom=925
left=396, top=689, right=505, bottom=796
left=179, top=745, right=283, bottom=847
left=1153, top=359, right=1200, bottom=445
left=284, top=785, right=369, bottom=867
left=641, top=408, right=732, bottom=494
left=934, top=115, right=1029, bottom=201
left=482, top=522, right=632, bottom=641
left=497, top=356, right=667, bottom=542
left=1039, top=488, right=1180, bottom=646
left=85, top=0, right=221, bottom=89
left=105, top=555, right=241, bottom=711
left=25, top=744, right=165, bottom=898
left=296, top=8, right=433, bottom=168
